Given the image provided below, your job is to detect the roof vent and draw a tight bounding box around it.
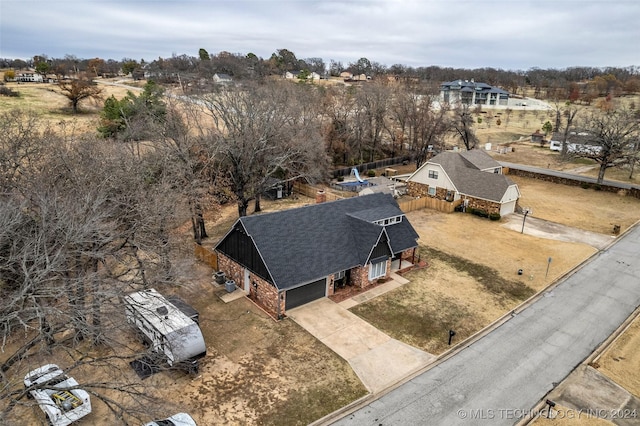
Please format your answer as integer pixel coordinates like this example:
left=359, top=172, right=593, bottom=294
left=156, top=306, right=169, bottom=316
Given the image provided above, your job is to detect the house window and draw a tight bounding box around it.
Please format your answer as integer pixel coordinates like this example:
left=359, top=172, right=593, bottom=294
left=374, top=216, right=403, bottom=226
left=428, top=170, right=438, bottom=179
left=494, top=168, right=501, bottom=174
left=334, top=270, right=345, bottom=280
left=428, top=187, right=436, bottom=196
left=368, top=260, right=386, bottom=280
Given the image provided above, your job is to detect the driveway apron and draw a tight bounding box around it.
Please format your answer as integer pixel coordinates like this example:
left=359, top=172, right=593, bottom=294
left=288, top=298, right=435, bottom=394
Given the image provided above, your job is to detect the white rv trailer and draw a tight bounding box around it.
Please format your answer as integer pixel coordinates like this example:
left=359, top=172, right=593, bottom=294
left=124, top=289, right=206, bottom=373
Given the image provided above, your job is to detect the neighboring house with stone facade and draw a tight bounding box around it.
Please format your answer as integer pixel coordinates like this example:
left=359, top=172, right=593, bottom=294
left=215, top=193, right=419, bottom=319
left=407, top=150, right=520, bottom=216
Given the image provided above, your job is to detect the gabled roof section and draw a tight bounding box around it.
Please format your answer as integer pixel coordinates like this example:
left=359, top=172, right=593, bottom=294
left=441, top=80, right=509, bottom=95
left=419, top=150, right=517, bottom=203
left=347, top=216, right=385, bottom=264
left=347, top=204, right=403, bottom=222
left=216, top=193, right=419, bottom=290
left=458, top=149, right=502, bottom=171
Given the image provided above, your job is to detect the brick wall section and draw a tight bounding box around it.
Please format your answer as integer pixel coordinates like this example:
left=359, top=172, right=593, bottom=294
left=407, top=181, right=430, bottom=197
left=217, top=253, right=244, bottom=289
left=407, top=182, right=450, bottom=201
left=408, top=181, right=500, bottom=214
left=465, top=197, right=501, bottom=215
left=400, top=248, right=416, bottom=263
left=506, top=168, right=640, bottom=199
left=217, top=252, right=284, bottom=318
left=327, top=274, right=335, bottom=296
left=350, top=260, right=391, bottom=288
left=250, top=275, right=281, bottom=318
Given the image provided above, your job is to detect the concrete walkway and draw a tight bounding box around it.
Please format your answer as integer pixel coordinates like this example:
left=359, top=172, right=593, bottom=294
left=287, top=274, right=435, bottom=394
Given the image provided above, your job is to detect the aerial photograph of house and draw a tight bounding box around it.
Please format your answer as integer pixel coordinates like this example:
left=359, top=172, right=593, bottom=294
left=215, top=192, right=419, bottom=318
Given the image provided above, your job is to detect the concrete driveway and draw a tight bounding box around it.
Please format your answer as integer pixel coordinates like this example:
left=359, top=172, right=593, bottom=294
left=503, top=213, right=614, bottom=249
left=288, top=298, right=435, bottom=394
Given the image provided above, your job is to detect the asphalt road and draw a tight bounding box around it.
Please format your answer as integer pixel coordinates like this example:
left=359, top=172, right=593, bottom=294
left=331, top=224, right=640, bottom=426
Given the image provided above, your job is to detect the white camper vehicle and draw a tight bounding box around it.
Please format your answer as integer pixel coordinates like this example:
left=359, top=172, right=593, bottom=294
left=24, top=364, right=92, bottom=426
left=124, top=289, right=206, bottom=373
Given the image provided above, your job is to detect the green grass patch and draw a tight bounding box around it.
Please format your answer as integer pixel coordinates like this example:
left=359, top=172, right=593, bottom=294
left=420, top=247, right=535, bottom=301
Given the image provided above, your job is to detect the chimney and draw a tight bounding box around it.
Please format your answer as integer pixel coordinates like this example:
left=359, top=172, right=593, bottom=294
left=316, top=190, right=327, bottom=204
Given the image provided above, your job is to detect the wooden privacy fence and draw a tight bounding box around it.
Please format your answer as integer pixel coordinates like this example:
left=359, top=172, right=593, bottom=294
left=194, top=243, right=218, bottom=270
left=398, top=197, right=462, bottom=213
left=295, top=181, right=459, bottom=213
left=293, top=182, right=344, bottom=202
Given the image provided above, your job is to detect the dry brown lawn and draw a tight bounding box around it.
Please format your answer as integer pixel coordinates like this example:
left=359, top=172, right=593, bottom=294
left=533, top=405, right=613, bottom=425
left=511, top=175, right=640, bottom=234
left=0, top=78, right=141, bottom=133
left=597, top=314, right=640, bottom=398
left=352, top=208, right=598, bottom=354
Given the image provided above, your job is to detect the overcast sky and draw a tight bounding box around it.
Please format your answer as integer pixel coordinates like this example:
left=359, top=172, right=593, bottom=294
left=1, top=0, right=638, bottom=71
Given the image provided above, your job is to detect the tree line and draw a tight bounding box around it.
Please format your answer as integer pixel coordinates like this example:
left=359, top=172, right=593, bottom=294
left=3, top=49, right=640, bottom=97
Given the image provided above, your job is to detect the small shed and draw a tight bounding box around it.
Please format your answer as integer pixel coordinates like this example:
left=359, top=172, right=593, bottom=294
left=531, top=130, right=545, bottom=144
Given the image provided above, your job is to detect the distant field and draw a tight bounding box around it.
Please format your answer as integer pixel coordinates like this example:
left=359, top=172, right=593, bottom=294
left=0, top=76, right=138, bottom=132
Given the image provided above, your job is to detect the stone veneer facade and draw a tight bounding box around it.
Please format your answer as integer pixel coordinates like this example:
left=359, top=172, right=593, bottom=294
left=219, top=250, right=413, bottom=318
left=217, top=253, right=284, bottom=318
left=407, top=181, right=500, bottom=215
left=350, top=259, right=391, bottom=288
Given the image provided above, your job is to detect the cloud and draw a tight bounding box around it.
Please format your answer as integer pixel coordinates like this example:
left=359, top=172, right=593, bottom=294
left=1, top=0, right=638, bottom=70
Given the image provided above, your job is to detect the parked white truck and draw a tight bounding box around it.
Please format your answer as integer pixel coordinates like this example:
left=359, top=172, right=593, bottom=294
left=24, top=364, right=92, bottom=426
left=124, top=288, right=206, bottom=373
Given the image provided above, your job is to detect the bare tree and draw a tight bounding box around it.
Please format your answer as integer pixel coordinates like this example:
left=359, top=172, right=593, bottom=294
left=0, top=110, right=55, bottom=193
left=576, top=108, right=640, bottom=183
left=0, top=116, right=190, bottom=424
left=196, top=81, right=328, bottom=217
left=151, top=98, right=222, bottom=244
left=354, top=81, right=391, bottom=162
left=414, top=100, right=451, bottom=168
left=451, top=104, right=478, bottom=151
left=320, top=85, right=356, bottom=165
left=560, top=104, right=579, bottom=158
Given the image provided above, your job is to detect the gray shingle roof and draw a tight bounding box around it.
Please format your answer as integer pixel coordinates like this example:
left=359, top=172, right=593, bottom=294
left=428, top=150, right=516, bottom=202
left=225, top=193, right=418, bottom=290
left=441, top=80, right=509, bottom=95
